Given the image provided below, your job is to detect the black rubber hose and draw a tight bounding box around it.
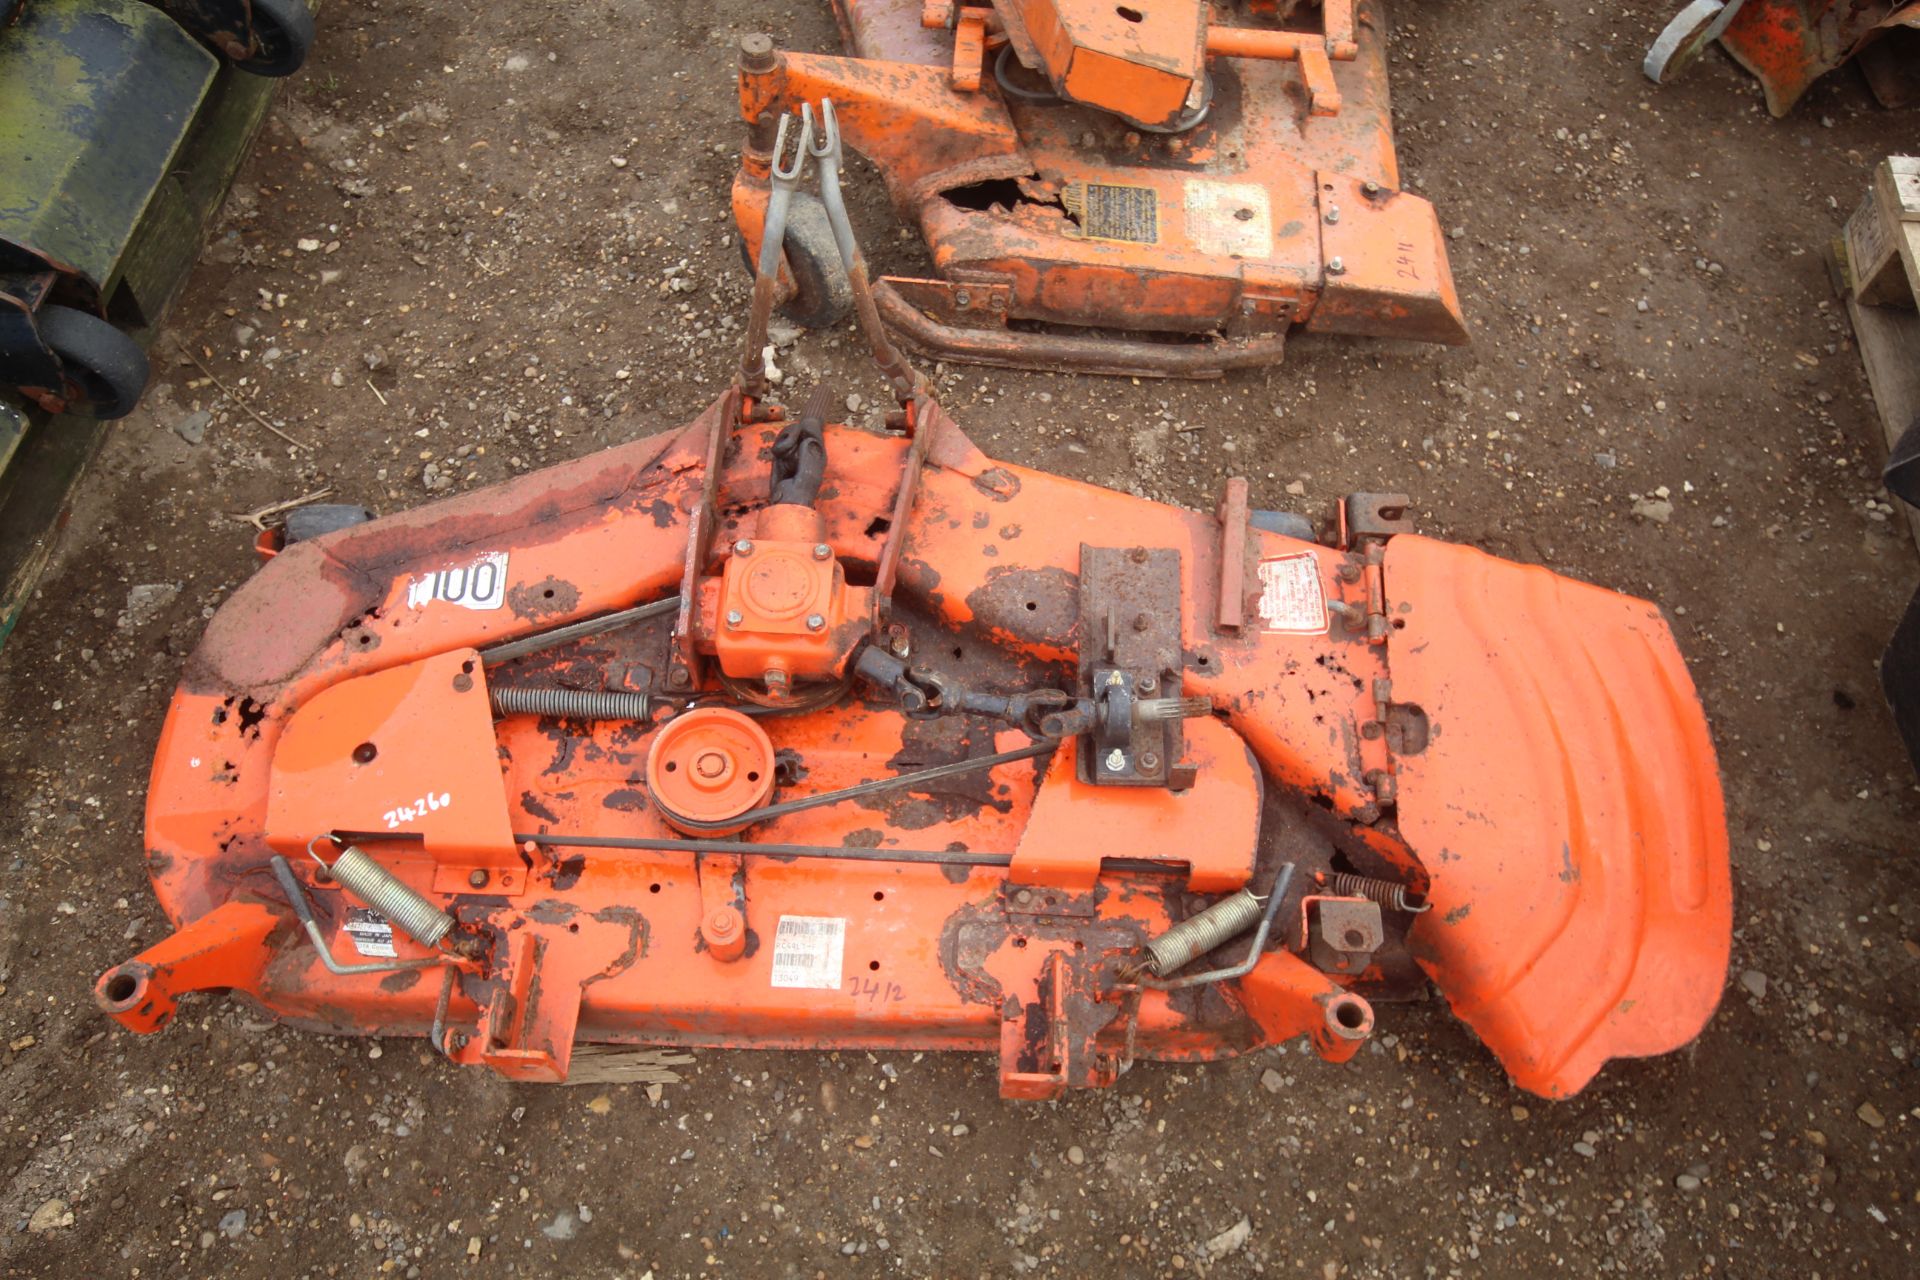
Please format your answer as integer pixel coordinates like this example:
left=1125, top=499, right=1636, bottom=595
left=770, top=384, right=833, bottom=506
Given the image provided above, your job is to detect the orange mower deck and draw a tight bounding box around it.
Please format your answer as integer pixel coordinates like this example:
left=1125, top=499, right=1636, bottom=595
left=97, top=383, right=1729, bottom=1099
left=731, top=0, right=1467, bottom=377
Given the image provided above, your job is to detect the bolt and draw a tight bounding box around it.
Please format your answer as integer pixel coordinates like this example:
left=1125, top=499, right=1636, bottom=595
left=734, top=539, right=754, bottom=556
left=1240, top=299, right=1256, bottom=316
left=1135, top=673, right=1158, bottom=694
left=1362, top=179, right=1381, bottom=196
left=1129, top=546, right=1149, bottom=564
left=1328, top=256, right=1346, bottom=275
left=955, top=289, right=973, bottom=307
left=452, top=672, right=473, bottom=692
left=812, top=543, right=832, bottom=560
left=806, top=613, right=826, bottom=631
left=468, top=869, right=490, bottom=889
left=764, top=668, right=790, bottom=691
left=1337, top=562, right=1363, bottom=583
left=725, top=610, right=744, bottom=628
left=738, top=33, right=777, bottom=73
left=1131, top=612, right=1151, bottom=632
left=1139, top=751, right=1160, bottom=771
left=667, top=666, right=691, bottom=688
left=1016, top=889, right=1033, bottom=905
left=1325, top=206, right=1341, bottom=224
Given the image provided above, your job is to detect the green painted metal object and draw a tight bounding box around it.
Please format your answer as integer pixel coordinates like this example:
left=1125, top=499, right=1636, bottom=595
left=0, top=0, right=215, bottom=305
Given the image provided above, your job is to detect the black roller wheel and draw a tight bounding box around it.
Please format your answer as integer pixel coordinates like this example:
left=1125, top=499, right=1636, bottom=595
left=37, top=306, right=149, bottom=420
left=738, top=193, right=854, bottom=330
left=235, top=0, right=315, bottom=76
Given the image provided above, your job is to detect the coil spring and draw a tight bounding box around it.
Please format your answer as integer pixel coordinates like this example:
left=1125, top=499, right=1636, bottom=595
left=329, top=845, right=455, bottom=947
left=491, top=686, right=655, bottom=721
left=1144, top=888, right=1263, bottom=976
left=1326, top=872, right=1430, bottom=914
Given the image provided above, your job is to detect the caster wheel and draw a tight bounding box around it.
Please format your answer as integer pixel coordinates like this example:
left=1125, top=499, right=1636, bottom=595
left=739, top=192, right=854, bottom=330
left=36, top=306, right=148, bottom=420
left=235, top=0, right=315, bottom=77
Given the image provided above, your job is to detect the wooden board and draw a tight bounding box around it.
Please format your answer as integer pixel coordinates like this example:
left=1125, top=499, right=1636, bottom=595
left=1846, top=292, right=1920, bottom=550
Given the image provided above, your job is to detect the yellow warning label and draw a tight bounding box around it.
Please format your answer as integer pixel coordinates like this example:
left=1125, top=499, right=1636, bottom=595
left=1063, top=182, right=1159, bottom=245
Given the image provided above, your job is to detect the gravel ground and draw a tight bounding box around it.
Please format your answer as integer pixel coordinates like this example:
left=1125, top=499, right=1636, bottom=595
left=0, top=1, right=1915, bottom=1276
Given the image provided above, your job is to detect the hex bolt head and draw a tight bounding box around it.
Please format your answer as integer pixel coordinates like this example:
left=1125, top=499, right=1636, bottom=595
left=1325, top=206, right=1341, bottom=224
left=1362, top=179, right=1381, bottom=196
left=812, top=543, right=832, bottom=560
left=1139, top=752, right=1161, bottom=771
left=468, top=869, right=490, bottom=889
left=452, top=672, right=474, bottom=692
left=806, top=613, right=826, bottom=631
left=1135, top=673, right=1158, bottom=694
left=1328, top=256, right=1346, bottom=275
left=725, top=610, right=744, bottom=628
left=734, top=539, right=754, bottom=556
left=1016, top=889, right=1033, bottom=904
left=954, top=290, right=973, bottom=307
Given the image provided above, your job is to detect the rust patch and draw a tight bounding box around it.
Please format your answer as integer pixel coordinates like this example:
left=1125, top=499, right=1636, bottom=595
left=964, top=565, right=1079, bottom=650
left=603, top=788, right=649, bottom=813
left=861, top=718, right=1017, bottom=829
left=528, top=898, right=579, bottom=924
left=972, top=467, right=1020, bottom=501
left=507, top=576, right=582, bottom=621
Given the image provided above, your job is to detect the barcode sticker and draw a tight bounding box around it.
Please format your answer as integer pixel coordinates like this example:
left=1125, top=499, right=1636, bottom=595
left=343, top=908, right=397, bottom=959
left=1257, top=553, right=1328, bottom=634
left=769, top=915, right=846, bottom=990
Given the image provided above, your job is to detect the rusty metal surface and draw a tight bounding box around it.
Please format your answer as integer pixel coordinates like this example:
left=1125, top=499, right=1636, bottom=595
left=733, top=0, right=1468, bottom=375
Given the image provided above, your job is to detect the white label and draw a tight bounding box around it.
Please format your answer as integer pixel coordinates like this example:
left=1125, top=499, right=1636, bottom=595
left=769, top=915, right=846, bottom=990
left=406, top=551, right=508, bottom=611
left=1257, top=553, right=1328, bottom=634
left=343, top=908, right=397, bottom=959
left=1184, top=181, right=1273, bottom=260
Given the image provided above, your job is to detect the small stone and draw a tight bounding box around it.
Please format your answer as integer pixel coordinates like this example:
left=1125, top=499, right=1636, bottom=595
left=587, top=1095, right=612, bottom=1115
left=1067, top=1145, right=1085, bottom=1166
left=1260, top=1068, right=1284, bottom=1094
left=610, top=156, right=628, bottom=169
left=1572, top=1141, right=1597, bottom=1158
left=169, top=409, right=207, bottom=445
left=1510, top=1105, right=1529, bottom=1121
left=1857, top=1101, right=1886, bottom=1129
left=503, top=53, right=532, bottom=72
left=1675, top=1174, right=1702, bottom=1193
left=542, top=1211, right=578, bottom=1242
left=234, top=324, right=257, bottom=346
left=27, top=1199, right=72, bottom=1233
left=1593, top=452, right=1616, bottom=468
left=1739, top=969, right=1768, bottom=999
left=1284, top=480, right=1306, bottom=497
left=219, top=1209, right=247, bottom=1239
left=363, top=346, right=388, bottom=372
left=950, top=1123, right=969, bottom=1137
left=1632, top=498, right=1673, bottom=524
left=296, top=238, right=321, bottom=253
left=1202, top=1216, right=1252, bottom=1261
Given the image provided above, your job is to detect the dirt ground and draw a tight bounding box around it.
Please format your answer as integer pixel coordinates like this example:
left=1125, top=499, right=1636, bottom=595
left=1, top=0, right=1916, bottom=1275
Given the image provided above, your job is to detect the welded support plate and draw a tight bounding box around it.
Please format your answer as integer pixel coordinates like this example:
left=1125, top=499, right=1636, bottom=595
left=1077, top=545, right=1186, bottom=787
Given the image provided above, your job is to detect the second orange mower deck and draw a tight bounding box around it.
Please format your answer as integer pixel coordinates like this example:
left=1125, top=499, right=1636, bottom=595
left=732, top=0, right=1467, bottom=377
